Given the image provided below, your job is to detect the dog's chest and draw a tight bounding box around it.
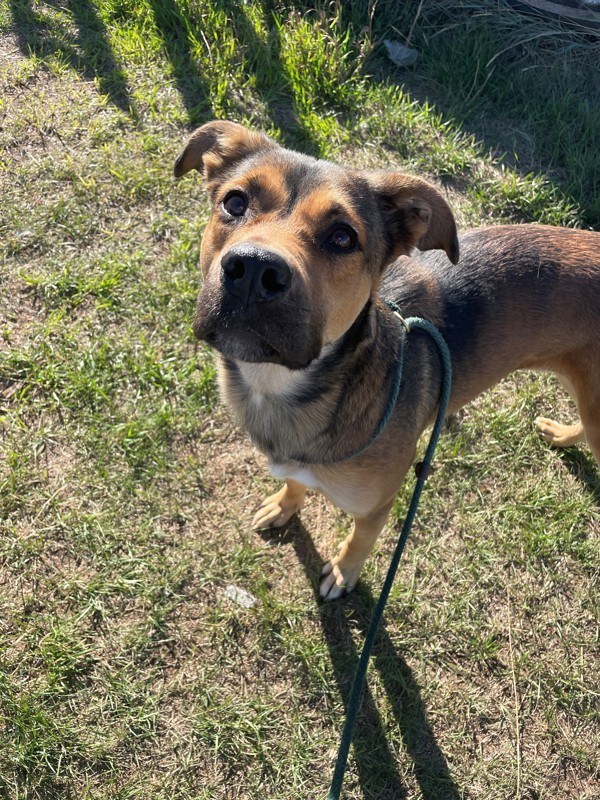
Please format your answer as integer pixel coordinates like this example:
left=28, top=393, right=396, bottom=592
left=268, top=460, right=378, bottom=516
left=224, top=360, right=384, bottom=515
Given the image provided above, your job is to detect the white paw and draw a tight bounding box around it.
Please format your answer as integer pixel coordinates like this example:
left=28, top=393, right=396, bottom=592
left=319, top=557, right=361, bottom=601
left=251, top=499, right=290, bottom=530
left=535, top=416, right=582, bottom=448
left=251, top=487, right=303, bottom=530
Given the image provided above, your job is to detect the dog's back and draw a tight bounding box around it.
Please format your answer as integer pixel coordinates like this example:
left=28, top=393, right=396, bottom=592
left=382, top=225, right=600, bottom=413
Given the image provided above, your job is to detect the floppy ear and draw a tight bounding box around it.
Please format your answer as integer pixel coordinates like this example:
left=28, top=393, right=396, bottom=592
left=371, top=172, right=459, bottom=265
left=174, top=120, right=277, bottom=183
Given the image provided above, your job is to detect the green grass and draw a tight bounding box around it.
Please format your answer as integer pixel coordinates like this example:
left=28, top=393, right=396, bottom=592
left=1, top=1, right=599, bottom=798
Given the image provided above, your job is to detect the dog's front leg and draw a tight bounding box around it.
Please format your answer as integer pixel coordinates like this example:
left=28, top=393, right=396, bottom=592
left=320, top=501, right=394, bottom=601
left=251, top=479, right=307, bottom=530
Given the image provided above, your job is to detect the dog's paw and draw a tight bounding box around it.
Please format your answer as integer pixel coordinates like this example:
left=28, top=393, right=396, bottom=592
left=251, top=486, right=303, bottom=530
left=319, top=552, right=363, bottom=601
left=535, top=416, right=584, bottom=448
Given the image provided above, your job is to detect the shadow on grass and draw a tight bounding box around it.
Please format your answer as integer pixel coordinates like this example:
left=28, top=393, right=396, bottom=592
left=146, top=0, right=211, bottom=125
left=149, top=0, right=322, bottom=152
left=259, top=520, right=460, bottom=800
left=9, top=0, right=134, bottom=115
left=357, top=1, right=600, bottom=228
left=223, top=0, right=322, bottom=153
left=558, top=447, right=600, bottom=506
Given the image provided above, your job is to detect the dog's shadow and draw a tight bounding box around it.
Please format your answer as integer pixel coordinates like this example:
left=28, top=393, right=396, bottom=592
left=559, top=446, right=600, bottom=506
left=259, top=519, right=461, bottom=800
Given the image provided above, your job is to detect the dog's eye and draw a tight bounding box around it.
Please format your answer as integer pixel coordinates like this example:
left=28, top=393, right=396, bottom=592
left=326, top=226, right=358, bottom=252
left=223, top=192, right=248, bottom=217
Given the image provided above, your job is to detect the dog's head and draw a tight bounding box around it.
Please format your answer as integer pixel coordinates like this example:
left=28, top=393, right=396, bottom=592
left=175, top=121, right=458, bottom=369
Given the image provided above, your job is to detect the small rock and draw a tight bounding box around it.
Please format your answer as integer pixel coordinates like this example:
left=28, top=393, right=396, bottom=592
left=225, top=584, right=257, bottom=608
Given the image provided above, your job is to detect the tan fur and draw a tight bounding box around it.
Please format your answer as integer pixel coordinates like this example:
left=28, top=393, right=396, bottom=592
left=174, top=120, right=275, bottom=182
left=369, top=172, right=460, bottom=264
left=175, top=121, right=600, bottom=601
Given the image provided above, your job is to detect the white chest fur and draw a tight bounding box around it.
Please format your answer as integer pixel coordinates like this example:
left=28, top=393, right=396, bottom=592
left=268, top=460, right=381, bottom=517
left=237, top=362, right=308, bottom=401
left=231, top=359, right=385, bottom=516
left=269, top=461, right=319, bottom=488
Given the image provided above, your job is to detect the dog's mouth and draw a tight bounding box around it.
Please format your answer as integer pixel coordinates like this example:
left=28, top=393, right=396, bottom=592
left=193, top=269, right=325, bottom=369
left=196, top=310, right=320, bottom=370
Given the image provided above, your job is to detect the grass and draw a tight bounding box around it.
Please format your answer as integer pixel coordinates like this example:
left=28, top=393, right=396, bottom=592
left=1, top=1, right=599, bottom=798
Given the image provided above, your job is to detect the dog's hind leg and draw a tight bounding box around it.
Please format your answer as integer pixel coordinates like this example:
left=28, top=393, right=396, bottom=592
left=251, top=479, right=307, bottom=530
left=536, top=364, right=600, bottom=467
left=578, top=391, right=600, bottom=467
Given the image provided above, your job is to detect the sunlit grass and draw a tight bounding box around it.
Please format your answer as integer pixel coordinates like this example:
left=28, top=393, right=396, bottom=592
left=1, top=1, right=598, bottom=798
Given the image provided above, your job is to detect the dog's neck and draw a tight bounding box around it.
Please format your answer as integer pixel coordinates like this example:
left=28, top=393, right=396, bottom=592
left=218, top=300, right=407, bottom=465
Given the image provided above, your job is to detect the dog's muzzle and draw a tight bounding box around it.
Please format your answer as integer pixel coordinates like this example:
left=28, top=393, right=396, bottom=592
left=221, top=244, right=292, bottom=305
left=194, top=243, right=321, bottom=368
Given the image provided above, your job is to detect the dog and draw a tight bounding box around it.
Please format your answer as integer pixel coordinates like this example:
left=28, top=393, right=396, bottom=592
left=174, top=120, right=600, bottom=601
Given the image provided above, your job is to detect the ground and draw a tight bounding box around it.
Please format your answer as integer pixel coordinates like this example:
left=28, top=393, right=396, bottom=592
left=0, top=2, right=599, bottom=799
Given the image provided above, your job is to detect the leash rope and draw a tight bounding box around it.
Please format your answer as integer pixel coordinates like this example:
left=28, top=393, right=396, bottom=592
left=327, top=306, right=453, bottom=800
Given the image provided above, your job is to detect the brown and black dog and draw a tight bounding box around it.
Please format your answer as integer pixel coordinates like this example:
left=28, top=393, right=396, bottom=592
left=175, top=120, right=600, bottom=600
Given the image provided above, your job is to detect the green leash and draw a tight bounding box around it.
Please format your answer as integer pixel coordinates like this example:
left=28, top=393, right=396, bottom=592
left=327, top=308, right=453, bottom=800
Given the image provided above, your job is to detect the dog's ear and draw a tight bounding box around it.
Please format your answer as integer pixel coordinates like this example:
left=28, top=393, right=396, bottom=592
left=174, top=121, right=277, bottom=183
left=371, top=172, right=459, bottom=265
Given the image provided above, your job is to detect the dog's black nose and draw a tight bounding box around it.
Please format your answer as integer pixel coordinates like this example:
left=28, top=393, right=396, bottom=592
left=221, top=245, right=292, bottom=304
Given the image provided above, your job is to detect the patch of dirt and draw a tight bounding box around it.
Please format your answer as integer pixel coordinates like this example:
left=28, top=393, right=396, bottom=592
left=182, top=411, right=342, bottom=595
